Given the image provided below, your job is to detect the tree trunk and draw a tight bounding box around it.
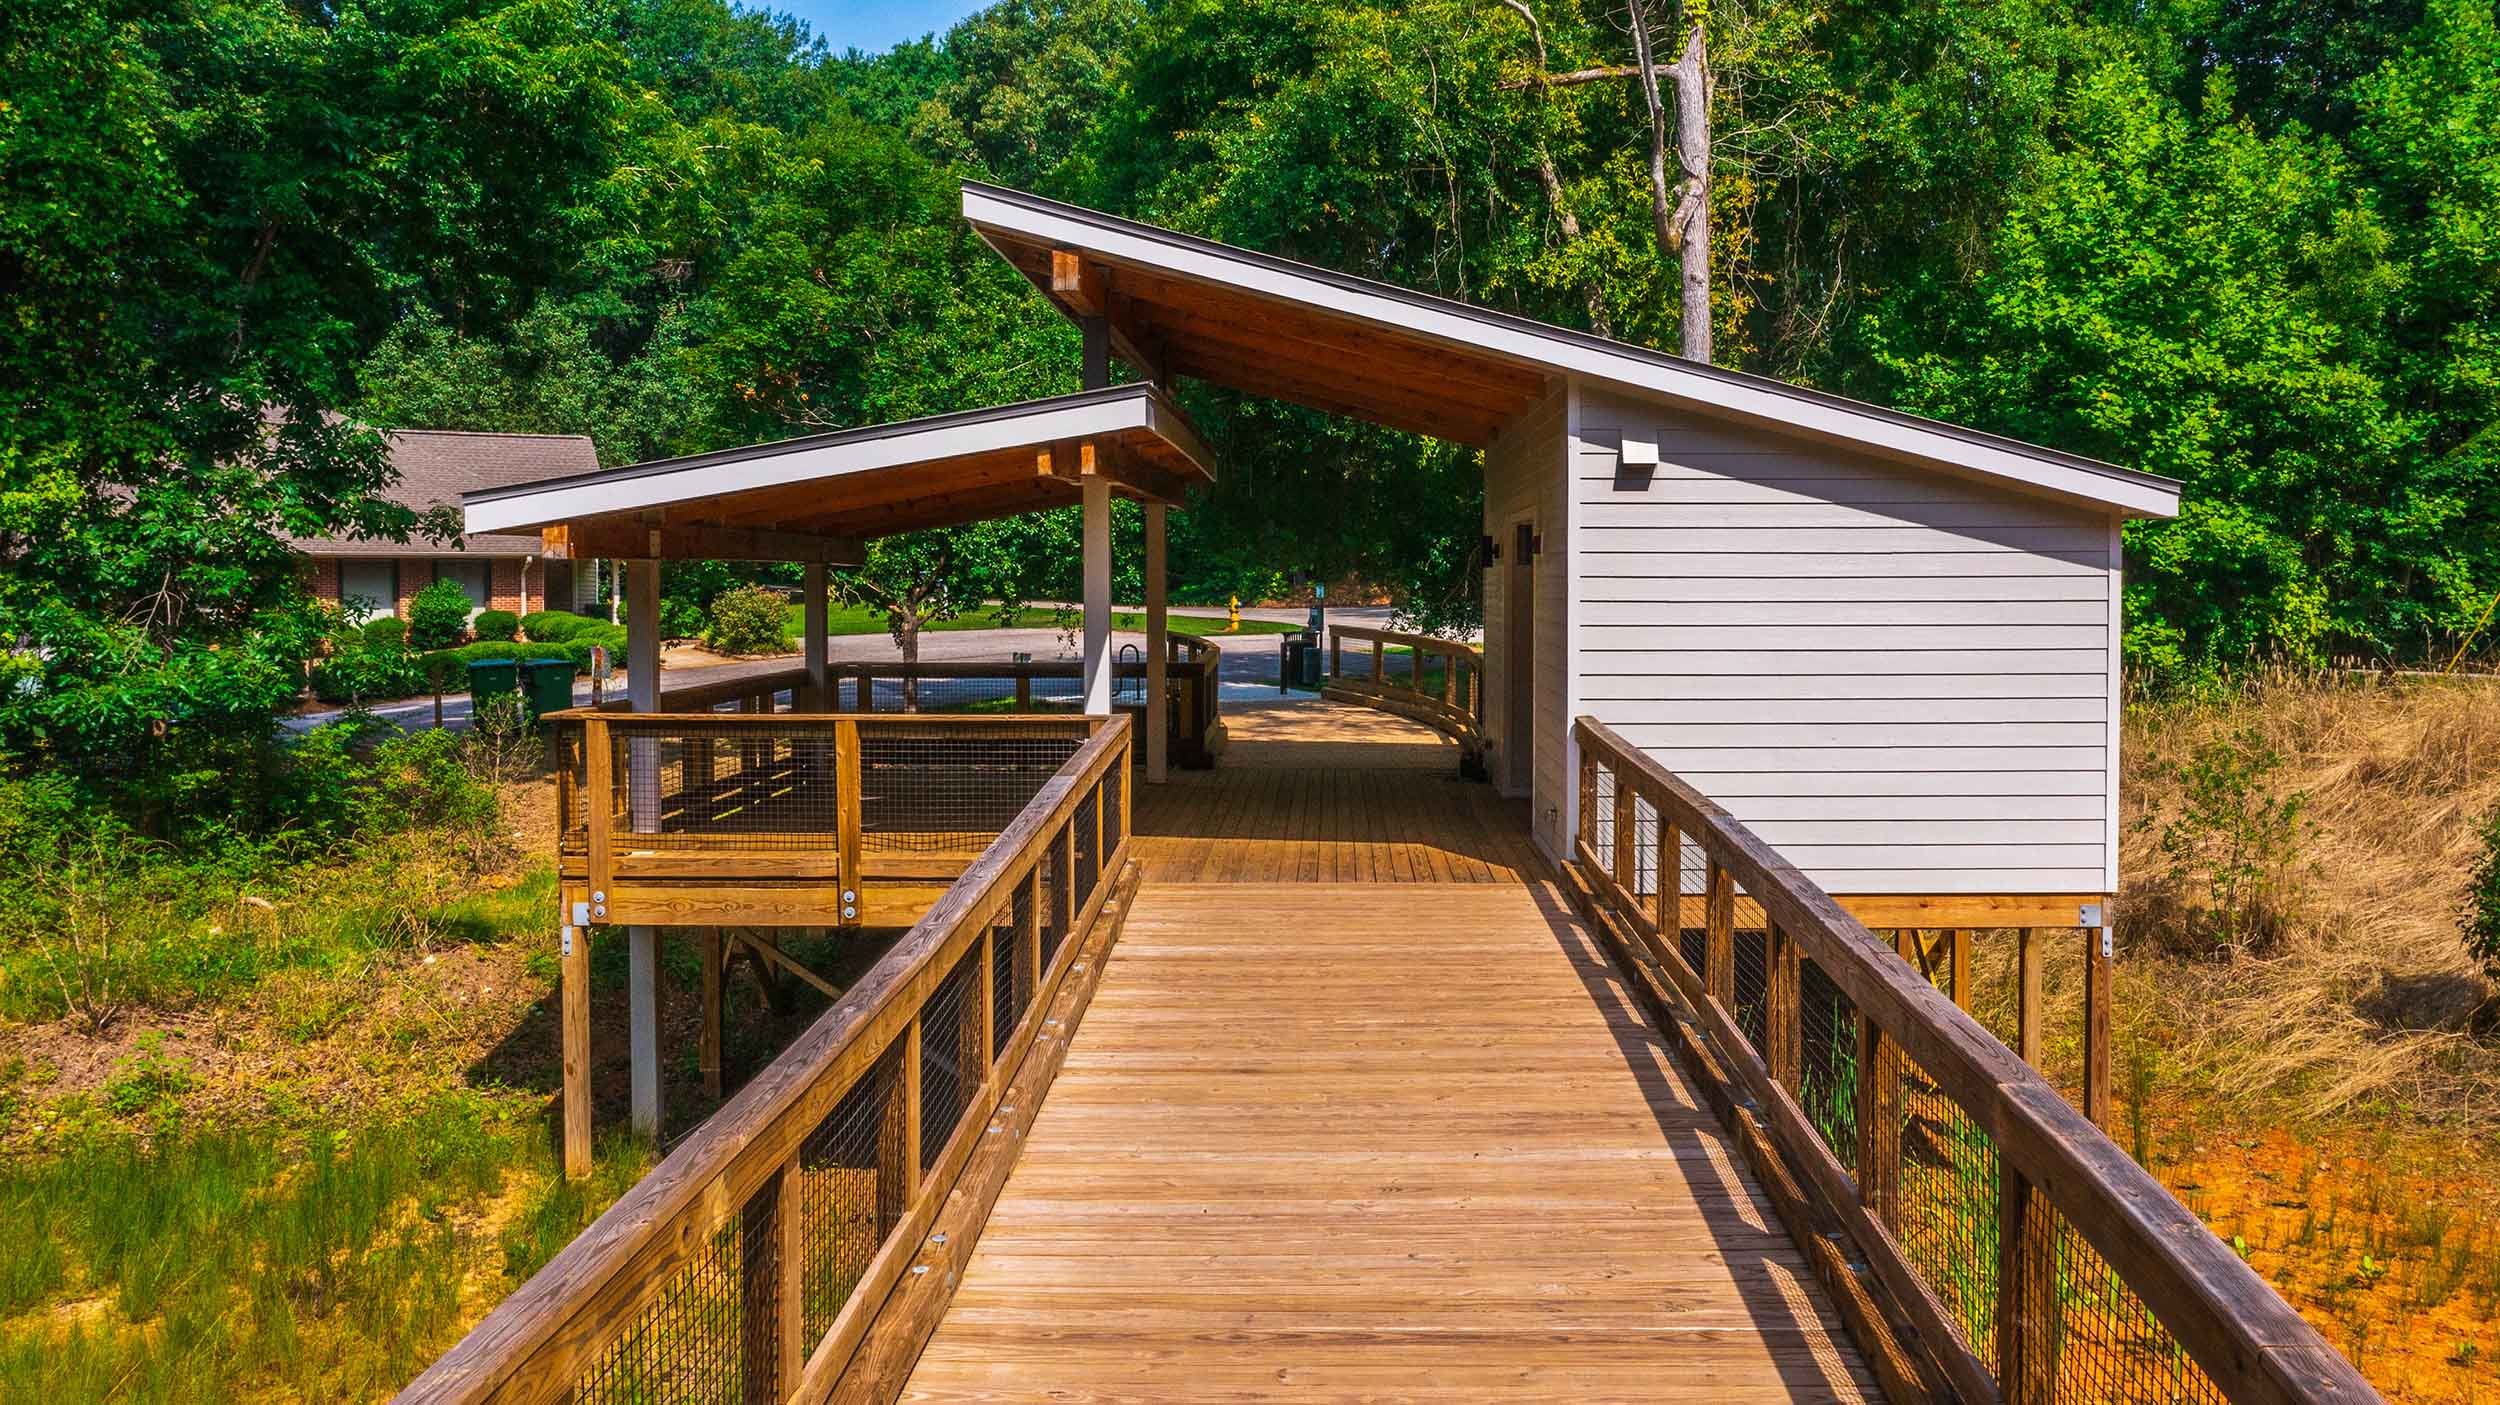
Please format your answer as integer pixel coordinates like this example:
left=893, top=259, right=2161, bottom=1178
left=1627, top=0, right=1712, bottom=362
left=899, top=615, right=921, bottom=712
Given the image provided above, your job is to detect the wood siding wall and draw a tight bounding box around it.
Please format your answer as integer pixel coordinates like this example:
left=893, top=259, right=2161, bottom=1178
left=1481, top=381, right=1572, bottom=855
left=1570, top=385, right=2118, bottom=896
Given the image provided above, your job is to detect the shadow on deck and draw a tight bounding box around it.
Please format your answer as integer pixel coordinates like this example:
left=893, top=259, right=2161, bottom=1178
left=905, top=701, right=1880, bottom=1401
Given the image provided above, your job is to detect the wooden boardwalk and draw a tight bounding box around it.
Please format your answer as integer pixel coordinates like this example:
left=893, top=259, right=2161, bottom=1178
left=1131, top=704, right=1541, bottom=884
left=904, top=704, right=1879, bottom=1402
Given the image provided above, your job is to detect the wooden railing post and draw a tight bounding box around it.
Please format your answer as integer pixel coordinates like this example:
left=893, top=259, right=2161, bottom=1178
left=1577, top=744, right=1597, bottom=854
left=776, top=1157, right=805, bottom=1395
left=738, top=1166, right=784, bottom=1405
left=1996, top=1170, right=2059, bottom=1405
left=561, top=923, right=591, bottom=1180
left=1766, top=919, right=1800, bottom=1090
left=1652, top=820, right=1678, bottom=936
left=700, top=929, right=724, bottom=1100
left=1854, top=1014, right=1901, bottom=1224
left=1704, top=858, right=1736, bottom=1010
left=978, top=924, right=997, bottom=1073
left=837, top=720, right=862, bottom=927
left=901, top=1018, right=924, bottom=1202
left=1018, top=867, right=1042, bottom=1006
left=583, top=716, right=613, bottom=903
left=1015, top=674, right=1031, bottom=709
left=1330, top=631, right=1341, bottom=677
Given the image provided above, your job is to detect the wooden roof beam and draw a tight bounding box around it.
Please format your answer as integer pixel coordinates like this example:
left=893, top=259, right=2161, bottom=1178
left=549, top=520, right=863, bottom=566
left=1051, top=249, right=1165, bottom=383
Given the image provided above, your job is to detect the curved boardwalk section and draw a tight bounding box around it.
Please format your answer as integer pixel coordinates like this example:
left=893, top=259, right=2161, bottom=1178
left=905, top=707, right=1878, bottom=1401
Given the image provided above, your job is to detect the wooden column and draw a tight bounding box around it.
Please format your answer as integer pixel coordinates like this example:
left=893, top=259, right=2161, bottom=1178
left=1704, top=859, right=1736, bottom=1010
left=1949, top=927, right=1972, bottom=1011
left=1145, top=501, right=1169, bottom=784
left=2084, top=920, right=2113, bottom=1127
left=1081, top=476, right=1112, bottom=715
left=2016, top=927, right=2044, bottom=1066
left=1855, top=1015, right=1901, bottom=1223
left=1996, top=1171, right=2060, bottom=1405
left=561, top=924, right=590, bottom=1179
left=836, top=719, right=862, bottom=928
left=1766, top=919, right=1801, bottom=1089
left=803, top=561, right=829, bottom=712
left=625, top=557, right=663, bottom=1142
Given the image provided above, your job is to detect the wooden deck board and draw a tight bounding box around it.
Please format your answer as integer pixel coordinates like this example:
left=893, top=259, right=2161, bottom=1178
left=1132, top=704, right=1537, bottom=885
left=904, top=861, right=1880, bottom=1402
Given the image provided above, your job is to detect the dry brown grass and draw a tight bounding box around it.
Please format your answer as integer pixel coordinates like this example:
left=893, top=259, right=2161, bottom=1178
left=2119, top=672, right=2500, bottom=1126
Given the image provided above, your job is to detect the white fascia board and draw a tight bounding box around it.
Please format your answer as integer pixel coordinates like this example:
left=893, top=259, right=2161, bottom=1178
left=966, top=187, right=2180, bottom=521
left=463, top=391, right=1166, bottom=536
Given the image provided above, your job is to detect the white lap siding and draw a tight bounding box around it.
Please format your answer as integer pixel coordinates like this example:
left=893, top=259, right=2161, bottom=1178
left=1480, top=382, right=1572, bottom=854
left=1572, top=385, right=2118, bottom=896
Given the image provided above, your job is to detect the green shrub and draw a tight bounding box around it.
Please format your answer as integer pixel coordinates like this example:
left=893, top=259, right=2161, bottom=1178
left=361, top=616, right=408, bottom=649
left=521, top=610, right=589, bottom=643
left=471, top=608, right=519, bottom=642
left=2465, top=806, right=2500, bottom=990
left=406, top=579, right=473, bottom=650
left=704, top=585, right=791, bottom=655
left=309, top=643, right=421, bottom=704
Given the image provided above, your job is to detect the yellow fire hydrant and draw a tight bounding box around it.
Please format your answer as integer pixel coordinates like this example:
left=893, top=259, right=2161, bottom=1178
left=1227, top=594, right=1241, bottom=632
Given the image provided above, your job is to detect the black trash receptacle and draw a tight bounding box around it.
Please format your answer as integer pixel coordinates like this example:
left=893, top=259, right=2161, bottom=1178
left=1297, top=631, right=1323, bottom=687
left=1279, top=635, right=1306, bottom=692
left=519, top=658, right=575, bottom=722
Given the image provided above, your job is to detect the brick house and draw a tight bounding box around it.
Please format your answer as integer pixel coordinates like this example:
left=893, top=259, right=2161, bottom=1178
left=293, top=429, right=602, bottom=621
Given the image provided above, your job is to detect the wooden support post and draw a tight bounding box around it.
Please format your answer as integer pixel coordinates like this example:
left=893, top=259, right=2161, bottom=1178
left=978, top=925, right=997, bottom=1073
left=700, top=928, right=724, bottom=1100
left=1330, top=632, right=1341, bottom=677
left=1081, top=476, right=1112, bottom=714
left=2016, top=927, right=2044, bottom=1066
left=1052, top=825, right=1076, bottom=940
left=1015, top=674, right=1031, bottom=709
left=2084, top=921, right=2113, bottom=1128
left=1766, top=919, right=1801, bottom=1090
left=876, top=1044, right=908, bottom=1231
left=803, top=561, right=829, bottom=711
left=1950, top=927, right=1972, bottom=1012
left=1577, top=748, right=1597, bottom=855
left=1652, top=821, right=1678, bottom=936
left=1145, top=500, right=1169, bottom=784
left=837, top=719, right=862, bottom=929
left=775, top=1158, right=804, bottom=1391
left=1705, top=858, right=1736, bottom=1010
left=628, top=925, right=661, bottom=1141
left=1372, top=638, right=1384, bottom=684
left=1996, top=1169, right=2059, bottom=1405
left=561, top=924, right=590, bottom=1179
left=1854, top=1016, right=1901, bottom=1224
left=856, top=673, right=873, bottom=712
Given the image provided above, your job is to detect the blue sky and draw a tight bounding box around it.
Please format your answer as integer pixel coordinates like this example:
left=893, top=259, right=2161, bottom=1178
left=769, top=0, right=992, bottom=53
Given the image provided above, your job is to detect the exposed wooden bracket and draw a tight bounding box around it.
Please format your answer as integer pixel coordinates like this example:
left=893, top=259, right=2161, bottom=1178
left=557, top=519, right=864, bottom=566
left=1050, top=249, right=1163, bottom=381
left=728, top=929, right=843, bottom=1001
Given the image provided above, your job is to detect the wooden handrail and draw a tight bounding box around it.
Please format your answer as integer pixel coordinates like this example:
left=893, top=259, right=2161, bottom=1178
left=1568, top=717, right=2378, bottom=1405
left=1324, top=624, right=1485, bottom=753
left=402, top=719, right=1135, bottom=1405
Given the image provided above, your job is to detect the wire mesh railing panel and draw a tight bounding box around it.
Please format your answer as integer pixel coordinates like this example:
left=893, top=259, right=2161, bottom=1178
left=607, top=721, right=843, bottom=852
left=1072, top=790, right=1099, bottom=912
left=556, top=724, right=588, bottom=851
left=1038, top=843, right=1066, bottom=972
left=918, top=946, right=981, bottom=1175
left=1797, top=957, right=1862, bottom=1163
left=1102, top=765, right=1124, bottom=854
left=571, top=1186, right=773, bottom=1405
left=1734, top=918, right=1770, bottom=1053
left=2046, top=1212, right=2229, bottom=1405
left=797, top=1045, right=901, bottom=1343
left=856, top=725, right=1084, bottom=855
left=1892, top=1044, right=2005, bottom=1369
left=1589, top=761, right=1617, bottom=864
left=991, top=904, right=1020, bottom=1062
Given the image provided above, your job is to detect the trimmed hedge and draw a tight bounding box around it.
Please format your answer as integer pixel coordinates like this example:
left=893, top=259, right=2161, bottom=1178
left=408, top=579, right=473, bottom=649
left=522, top=610, right=591, bottom=642
left=361, top=616, right=408, bottom=648
left=311, top=614, right=631, bottom=705
left=472, top=608, right=520, bottom=642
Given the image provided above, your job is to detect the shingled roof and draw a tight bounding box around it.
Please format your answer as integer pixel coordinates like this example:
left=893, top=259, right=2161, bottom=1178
left=292, top=429, right=600, bottom=558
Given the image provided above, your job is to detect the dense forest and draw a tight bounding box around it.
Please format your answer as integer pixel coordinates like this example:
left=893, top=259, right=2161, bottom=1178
left=3, top=0, right=2496, bottom=808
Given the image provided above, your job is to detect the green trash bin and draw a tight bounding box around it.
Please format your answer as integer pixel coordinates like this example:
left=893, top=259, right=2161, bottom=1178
left=520, top=658, right=575, bottom=722
left=467, top=658, right=519, bottom=714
